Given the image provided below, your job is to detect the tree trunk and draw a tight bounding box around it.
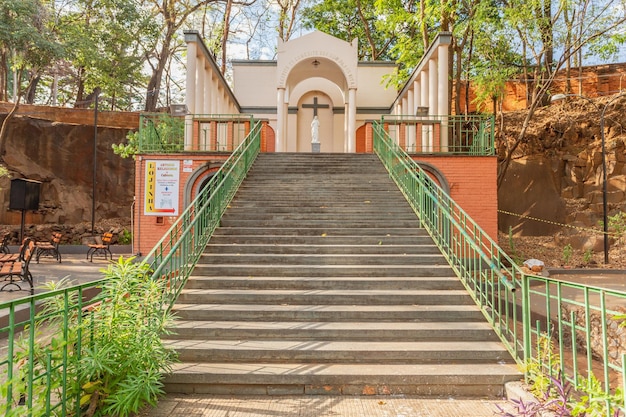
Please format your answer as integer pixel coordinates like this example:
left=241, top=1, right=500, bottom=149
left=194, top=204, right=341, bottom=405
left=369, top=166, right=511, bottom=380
left=145, top=32, right=173, bottom=112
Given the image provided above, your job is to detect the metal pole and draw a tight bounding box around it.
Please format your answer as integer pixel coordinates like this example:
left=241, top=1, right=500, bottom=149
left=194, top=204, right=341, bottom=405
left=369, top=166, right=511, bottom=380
left=600, top=110, right=609, bottom=264
left=92, top=93, right=99, bottom=234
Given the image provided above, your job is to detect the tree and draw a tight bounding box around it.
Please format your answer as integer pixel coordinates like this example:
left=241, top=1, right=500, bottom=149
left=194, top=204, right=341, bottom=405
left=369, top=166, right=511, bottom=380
left=496, top=0, right=626, bottom=188
left=301, top=0, right=395, bottom=60
left=0, top=0, right=62, bottom=155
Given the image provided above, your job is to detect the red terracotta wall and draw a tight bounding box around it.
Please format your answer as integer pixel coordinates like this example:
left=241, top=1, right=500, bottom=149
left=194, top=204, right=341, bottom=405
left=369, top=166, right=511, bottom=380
left=133, top=154, right=229, bottom=255
left=413, top=155, right=498, bottom=239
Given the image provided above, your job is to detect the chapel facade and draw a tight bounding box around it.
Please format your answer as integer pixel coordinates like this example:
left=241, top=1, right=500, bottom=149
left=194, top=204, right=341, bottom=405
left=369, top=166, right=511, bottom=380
left=132, top=30, right=497, bottom=255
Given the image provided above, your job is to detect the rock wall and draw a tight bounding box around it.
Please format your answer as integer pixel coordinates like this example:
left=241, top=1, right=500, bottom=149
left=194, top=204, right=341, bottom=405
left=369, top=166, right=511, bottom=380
left=0, top=112, right=135, bottom=240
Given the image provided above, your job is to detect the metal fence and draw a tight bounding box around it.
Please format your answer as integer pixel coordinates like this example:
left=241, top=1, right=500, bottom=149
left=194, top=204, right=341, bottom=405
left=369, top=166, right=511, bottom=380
left=381, top=114, right=495, bottom=155
left=372, top=120, right=626, bottom=415
left=137, top=113, right=254, bottom=153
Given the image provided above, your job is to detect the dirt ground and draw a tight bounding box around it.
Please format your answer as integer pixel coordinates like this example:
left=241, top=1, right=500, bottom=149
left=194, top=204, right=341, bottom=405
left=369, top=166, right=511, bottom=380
left=499, top=232, right=626, bottom=270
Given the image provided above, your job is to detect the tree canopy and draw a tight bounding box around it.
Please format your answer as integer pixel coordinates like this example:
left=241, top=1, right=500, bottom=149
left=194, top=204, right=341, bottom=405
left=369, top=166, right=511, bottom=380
left=0, top=0, right=624, bottom=115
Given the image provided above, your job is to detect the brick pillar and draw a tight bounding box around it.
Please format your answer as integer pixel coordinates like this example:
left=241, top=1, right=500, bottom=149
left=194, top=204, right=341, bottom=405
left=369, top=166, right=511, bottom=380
left=415, top=123, right=422, bottom=152
left=433, top=123, right=441, bottom=152
left=210, top=121, right=218, bottom=151
left=399, top=123, right=406, bottom=151
left=227, top=122, right=234, bottom=151
left=192, top=120, right=200, bottom=150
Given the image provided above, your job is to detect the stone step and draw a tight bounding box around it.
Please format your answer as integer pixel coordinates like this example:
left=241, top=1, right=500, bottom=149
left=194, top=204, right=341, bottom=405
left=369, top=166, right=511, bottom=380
left=198, top=253, right=447, bottom=265
left=192, top=264, right=455, bottom=277
left=167, top=340, right=513, bottom=364
left=204, top=244, right=442, bottom=255
left=212, top=227, right=425, bottom=236
left=176, top=289, right=476, bottom=306
left=184, top=276, right=463, bottom=291
left=166, top=321, right=498, bottom=341
left=219, top=219, right=421, bottom=227
left=163, top=362, right=521, bottom=397
left=164, top=153, right=522, bottom=398
left=207, top=235, right=432, bottom=245
left=171, top=304, right=487, bottom=322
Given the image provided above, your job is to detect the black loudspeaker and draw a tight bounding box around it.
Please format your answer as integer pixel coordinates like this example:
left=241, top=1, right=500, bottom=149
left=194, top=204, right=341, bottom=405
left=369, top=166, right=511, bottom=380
left=10, top=178, right=41, bottom=211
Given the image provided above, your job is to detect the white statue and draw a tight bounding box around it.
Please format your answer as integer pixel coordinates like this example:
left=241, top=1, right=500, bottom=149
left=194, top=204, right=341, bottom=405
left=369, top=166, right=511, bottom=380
left=311, top=116, right=320, bottom=143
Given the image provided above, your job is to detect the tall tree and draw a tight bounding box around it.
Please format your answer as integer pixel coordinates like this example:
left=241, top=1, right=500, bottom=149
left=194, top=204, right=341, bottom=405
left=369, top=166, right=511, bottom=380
left=142, top=0, right=227, bottom=112
left=496, top=0, right=626, bottom=187
left=0, top=0, right=62, bottom=155
left=302, top=0, right=395, bottom=60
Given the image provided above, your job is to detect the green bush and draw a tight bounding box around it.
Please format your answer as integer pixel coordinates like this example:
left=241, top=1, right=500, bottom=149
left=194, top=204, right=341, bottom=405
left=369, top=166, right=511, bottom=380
left=1, top=257, right=176, bottom=416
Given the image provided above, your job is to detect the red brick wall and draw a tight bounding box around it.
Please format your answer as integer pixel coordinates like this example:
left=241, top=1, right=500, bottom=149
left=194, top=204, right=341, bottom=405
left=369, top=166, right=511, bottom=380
left=413, top=155, right=498, bottom=239
left=134, top=154, right=229, bottom=255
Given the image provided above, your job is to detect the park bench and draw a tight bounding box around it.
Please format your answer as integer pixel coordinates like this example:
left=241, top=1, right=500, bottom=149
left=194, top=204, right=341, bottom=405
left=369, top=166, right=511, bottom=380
left=0, top=238, right=35, bottom=294
left=35, top=232, right=62, bottom=263
left=86, top=232, right=113, bottom=262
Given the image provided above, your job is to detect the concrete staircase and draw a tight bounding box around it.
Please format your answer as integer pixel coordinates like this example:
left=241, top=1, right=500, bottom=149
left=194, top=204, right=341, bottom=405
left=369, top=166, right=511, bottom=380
left=163, top=153, right=521, bottom=396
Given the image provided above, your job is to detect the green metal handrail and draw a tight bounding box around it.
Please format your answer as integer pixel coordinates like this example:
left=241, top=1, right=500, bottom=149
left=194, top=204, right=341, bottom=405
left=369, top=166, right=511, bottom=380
left=380, top=114, right=495, bottom=156
left=0, top=121, right=261, bottom=415
left=144, top=119, right=261, bottom=309
left=373, top=120, right=626, bottom=415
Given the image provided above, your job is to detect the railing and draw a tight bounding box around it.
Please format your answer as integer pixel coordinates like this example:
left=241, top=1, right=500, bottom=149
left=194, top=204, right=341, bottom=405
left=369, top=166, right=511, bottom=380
left=0, top=121, right=261, bottom=415
left=372, top=121, right=626, bottom=415
left=144, top=119, right=261, bottom=309
left=0, top=280, right=107, bottom=415
left=381, top=114, right=494, bottom=155
left=138, top=113, right=254, bottom=153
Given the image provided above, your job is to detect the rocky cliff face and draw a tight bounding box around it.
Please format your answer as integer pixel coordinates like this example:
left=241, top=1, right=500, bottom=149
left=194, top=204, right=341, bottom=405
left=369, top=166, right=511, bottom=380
left=0, top=112, right=135, bottom=244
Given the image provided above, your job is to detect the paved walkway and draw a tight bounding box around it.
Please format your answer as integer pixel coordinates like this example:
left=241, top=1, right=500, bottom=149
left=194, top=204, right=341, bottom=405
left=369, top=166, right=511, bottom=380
left=138, top=394, right=512, bottom=416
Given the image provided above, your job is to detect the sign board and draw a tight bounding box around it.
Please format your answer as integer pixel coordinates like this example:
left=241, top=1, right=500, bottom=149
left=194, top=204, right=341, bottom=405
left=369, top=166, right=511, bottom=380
left=144, top=160, right=180, bottom=216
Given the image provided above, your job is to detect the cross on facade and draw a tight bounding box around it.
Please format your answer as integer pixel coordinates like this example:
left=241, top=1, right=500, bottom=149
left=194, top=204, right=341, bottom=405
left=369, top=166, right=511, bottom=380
left=302, top=96, right=329, bottom=117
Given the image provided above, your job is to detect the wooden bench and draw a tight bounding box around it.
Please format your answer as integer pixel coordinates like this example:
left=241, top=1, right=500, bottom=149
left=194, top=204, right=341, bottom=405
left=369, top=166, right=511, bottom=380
left=0, top=238, right=35, bottom=294
left=86, top=232, right=113, bottom=262
left=35, top=232, right=62, bottom=263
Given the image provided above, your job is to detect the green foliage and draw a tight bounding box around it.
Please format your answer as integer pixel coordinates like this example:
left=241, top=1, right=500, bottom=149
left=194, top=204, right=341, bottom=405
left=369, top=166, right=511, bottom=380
left=608, top=211, right=626, bottom=245
left=118, top=229, right=132, bottom=245
left=0, top=258, right=176, bottom=416
left=507, top=226, right=524, bottom=266
left=562, top=244, right=573, bottom=265
left=113, top=115, right=184, bottom=159
left=582, top=248, right=594, bottom=264
left=514, top=334, right=625, bottom=417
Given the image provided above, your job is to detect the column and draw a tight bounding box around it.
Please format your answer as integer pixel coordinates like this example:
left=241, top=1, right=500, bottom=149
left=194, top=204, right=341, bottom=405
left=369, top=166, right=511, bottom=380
left=428, top=59, right=438, bottom=152
left=438, top=43, right=449, bottom=151
left=185, top=41, right=197, bottom=150
left=420, top=70, right=429, bottom=152
left=348, top=88, right=357, bottom=153
left=407, top=89, right=415, bottom=152
left=195, top=62, right=204, bottom=116
left=277, top=88, right=285, bottom=152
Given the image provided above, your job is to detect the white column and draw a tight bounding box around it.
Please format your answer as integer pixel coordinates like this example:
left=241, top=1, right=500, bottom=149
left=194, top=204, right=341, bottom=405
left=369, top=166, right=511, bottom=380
left=428, top=59, right=438, bottom=152
left=413, top=80, right=421, bottom=113
left=184, top=41, right=197, bottom=150
left=438, top=44, right=449, bottom=151
left=420, top=71, right=429, bottom=152
left=195, top=62, right=204, bottom=115
left=407, top=89, right=415, bottom=152
left=348, top=88, right=357, bottom=153
left=277, top=88, right=285, bottom=152
left=211, top=76, right=218, bottom=115
left=344, top=102, right=349, bottom=152
left=203, top=64, right=211, bottom=114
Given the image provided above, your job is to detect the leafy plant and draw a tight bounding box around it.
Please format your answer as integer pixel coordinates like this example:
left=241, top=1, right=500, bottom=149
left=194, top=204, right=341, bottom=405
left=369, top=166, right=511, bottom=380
left=118, top=229, right=132, bottom=245
left=1, top=258, right=176, bottom=416
left=562, top=244, right=573, bottom=266
left=508, top=226, right=524, bottom=266
left=582, top=248, right=594, bottom=265
left=113, top=115, right=184, bottom=159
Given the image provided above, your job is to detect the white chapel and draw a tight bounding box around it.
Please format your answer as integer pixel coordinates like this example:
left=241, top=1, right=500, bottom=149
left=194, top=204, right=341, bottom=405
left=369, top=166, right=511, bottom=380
left=183, top=30, right=452, bottom=153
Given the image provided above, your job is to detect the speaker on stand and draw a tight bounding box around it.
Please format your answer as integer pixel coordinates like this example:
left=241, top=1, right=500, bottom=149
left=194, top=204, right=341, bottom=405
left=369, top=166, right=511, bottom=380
left=9, top=178, right=41, bottom=242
